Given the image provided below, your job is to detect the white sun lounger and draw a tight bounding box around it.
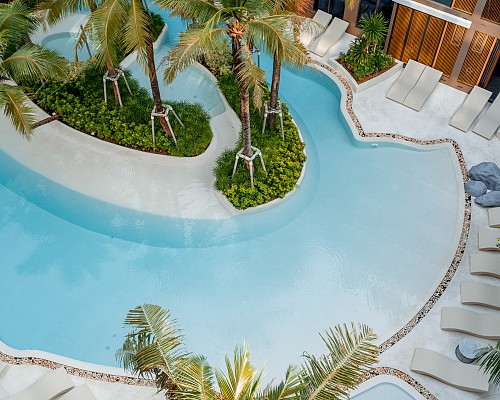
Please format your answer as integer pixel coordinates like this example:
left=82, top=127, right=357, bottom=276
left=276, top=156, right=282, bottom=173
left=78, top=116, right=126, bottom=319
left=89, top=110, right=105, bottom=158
left=461, top=281, right=500, bottom=310
left=300, top=10, right=333, bottom=47
left=59, top=385, right=97, bottom=400
left=473, top=96, right=500, bottom=139
left=450, top=86, right=492, bottom=132
left=411, top=348, right=489, bottom=393
left=308, top=18, right=349, bottom=57
left=479, top=230, right=500, bottom=251
left=488, top=207, right=500, bottom=228
left=403, top=66, right=442, bottom=111
left=471, top=252, right=500, bottom=278
left=7, top=367, right=74, bottom=400
left=441, top=307, right=500, bottom=339
left=0, top=361, right=9, bottom=378
left=386, top=60, right=426, bottom=104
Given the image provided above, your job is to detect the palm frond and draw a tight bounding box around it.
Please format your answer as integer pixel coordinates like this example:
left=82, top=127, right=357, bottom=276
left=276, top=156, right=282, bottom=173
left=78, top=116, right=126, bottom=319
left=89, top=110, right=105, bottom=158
left=477, top=341, right=500, bottom=385
left=215, top=343, right=263, bottom=400
left=88, top=0, right=128, bottom=68
left=116, top=304, right=188, bottom=391
left=0, top=0, right=38, bottom=43
left=163, top=27, right=227, bottom=84
left=259, top=365, right=305, bottom=400
left=37, top=0, right=86, bottom=26
left=302, top=323, right=378, bottom=400
left=152, top=0, right=218, bottom=23
left=123, top=0, right=152, bottom=70
left=1, top=44, right=67, bottom=81
left=0, top=83, right=35, bottom=138
left=170, top=355, right=219, bottom=400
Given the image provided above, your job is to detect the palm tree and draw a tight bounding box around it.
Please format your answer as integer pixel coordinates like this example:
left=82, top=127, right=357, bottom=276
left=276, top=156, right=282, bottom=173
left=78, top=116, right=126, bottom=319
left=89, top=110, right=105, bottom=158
left=267, top=0, right=311, bottom=133
left=476, top=341, right=500, bottom=385
left=155, top=0, right=305, bottom=173
left=0, top=0, right=67, bottom=137
left=117, top=304, right=379, bottom=400
left=37, top=0, right=124, bottom=104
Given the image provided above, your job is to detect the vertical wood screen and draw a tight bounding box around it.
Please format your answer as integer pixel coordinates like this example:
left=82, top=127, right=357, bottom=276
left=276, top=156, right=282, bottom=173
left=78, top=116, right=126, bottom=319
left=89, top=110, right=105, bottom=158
left=433, top=23, right=466, bottom=76
left=481, top=0, right=500, bottom=24
left=417, top=17, right=445, bottom=66
left=451, top=0, right=477, bottom=14
left=458, top=32, right=496, bottom=85
left=388, top=5, right=412, bottom=59
left=401, top=10, right=427, bottom=62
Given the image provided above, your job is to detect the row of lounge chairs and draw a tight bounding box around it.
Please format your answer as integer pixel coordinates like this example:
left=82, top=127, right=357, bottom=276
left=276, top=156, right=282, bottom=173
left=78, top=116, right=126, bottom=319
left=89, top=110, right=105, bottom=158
left=410, top=223, right=500, bottom=393
left=301, top=10, right=349, bottom=57
left=2, top=367, right=96, bottom=400
left=386, top=60, right=442, bottom=111
left=450, top=86, right=500, bottom=139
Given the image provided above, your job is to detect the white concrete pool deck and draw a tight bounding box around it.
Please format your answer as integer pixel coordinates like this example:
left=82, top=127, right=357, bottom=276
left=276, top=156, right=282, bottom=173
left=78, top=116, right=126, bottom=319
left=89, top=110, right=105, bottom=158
left=2, top=43, right=500, bottom=399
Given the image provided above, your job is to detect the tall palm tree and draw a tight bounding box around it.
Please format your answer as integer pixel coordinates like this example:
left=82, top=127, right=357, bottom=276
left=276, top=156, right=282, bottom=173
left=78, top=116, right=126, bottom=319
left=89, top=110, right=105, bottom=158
left=37, top=0, right=124, bottom=104
left=267, top=0, right=311, bottom=132
left=0, top=0, right=67, bottom=137
left=155, top=0, right=305, bottom=171
left=117, top=304, right=379, bottom=400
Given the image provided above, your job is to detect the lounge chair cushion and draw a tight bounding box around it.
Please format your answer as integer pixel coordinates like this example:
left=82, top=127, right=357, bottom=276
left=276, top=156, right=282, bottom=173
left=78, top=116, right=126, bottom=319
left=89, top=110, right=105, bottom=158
left=308, top=18, right=349, bottom=57
left=386, top=60, right=425, bottom=104
left=450, top=86, right=491, bottom=132
left=411, top=348, right=489, bottom=393
left=489, top=207, right=500, bottom=228
left=478, top=230, right=500, bottom=251
left=403, top=66, right=442, bottom=111
left=59, top=385, right=97, bottom=400
left=473, top=96, right=500, bottom=139
left=470, top=252, right=500, bottom=278
left=7, top=368, right=74, bottom=400
left=300, top=10, right=332, bottom=47
left=461, top=281, right=500, bottom=309
left=441, top=307, right=500, bottom=340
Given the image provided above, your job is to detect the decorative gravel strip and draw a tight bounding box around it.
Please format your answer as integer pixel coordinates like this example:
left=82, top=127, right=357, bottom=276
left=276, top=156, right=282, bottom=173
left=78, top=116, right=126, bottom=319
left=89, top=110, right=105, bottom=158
left=0, top=353, right=154, bottom=386
left=361, top=367, right=439, bottom=400
left=0, top=62, right=470, bottom=394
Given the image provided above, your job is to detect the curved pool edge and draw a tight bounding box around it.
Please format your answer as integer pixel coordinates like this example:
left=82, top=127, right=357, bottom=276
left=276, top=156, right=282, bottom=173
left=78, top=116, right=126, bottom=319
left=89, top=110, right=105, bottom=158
left=312, top=60, right=469, bottom=355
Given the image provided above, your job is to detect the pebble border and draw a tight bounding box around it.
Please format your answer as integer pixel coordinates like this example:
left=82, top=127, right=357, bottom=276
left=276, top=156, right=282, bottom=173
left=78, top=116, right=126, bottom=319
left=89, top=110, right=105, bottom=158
left=0, top=61, right=470, bottom=399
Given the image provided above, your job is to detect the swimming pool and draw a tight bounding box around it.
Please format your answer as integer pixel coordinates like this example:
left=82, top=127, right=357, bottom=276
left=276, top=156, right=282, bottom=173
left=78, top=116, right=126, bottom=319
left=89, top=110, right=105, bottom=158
left=0, top=12, right=463, bottom=382
left=41, top=32, right=93, bottom=62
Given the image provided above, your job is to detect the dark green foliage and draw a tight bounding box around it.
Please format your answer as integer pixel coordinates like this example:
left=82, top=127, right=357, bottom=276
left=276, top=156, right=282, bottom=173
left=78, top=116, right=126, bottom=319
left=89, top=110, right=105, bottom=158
left=23, top=65, right=212, bottom=156
left=213, top=73, right=306, bottom=210
left=151, top=12, right=166, bottom=42
left=339, top=13, right=394, bottom=81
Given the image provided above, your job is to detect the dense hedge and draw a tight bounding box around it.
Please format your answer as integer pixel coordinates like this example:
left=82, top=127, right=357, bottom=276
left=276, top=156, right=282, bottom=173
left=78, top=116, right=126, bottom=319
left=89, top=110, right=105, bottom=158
left=24, top=66, right=212, bottom=156
left=213, top=73, right=306, bottom=210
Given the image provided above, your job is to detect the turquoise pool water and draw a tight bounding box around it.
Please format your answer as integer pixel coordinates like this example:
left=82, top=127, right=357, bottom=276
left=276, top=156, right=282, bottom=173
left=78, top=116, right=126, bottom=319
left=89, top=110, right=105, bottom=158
left=1, top=11, right=461, bottom=381
left=41, top=32, right=93, bottom=62
left=350, top=383, right=419, bottom=399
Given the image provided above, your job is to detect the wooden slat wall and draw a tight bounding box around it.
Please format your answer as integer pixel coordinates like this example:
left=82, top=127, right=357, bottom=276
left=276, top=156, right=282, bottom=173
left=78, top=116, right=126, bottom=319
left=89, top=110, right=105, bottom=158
left=451, top=0, right=477, bottom=14
left=433, top=23, right=466, bottom=76
left=417, top=17, right=445, bottom=66
left=458, top=32, right=496, bottom=85
left=388, top=5, right=412, bottom=59
left=481, top=0, right=500, bottom=23
left=402, top=10, right=428, bottom=62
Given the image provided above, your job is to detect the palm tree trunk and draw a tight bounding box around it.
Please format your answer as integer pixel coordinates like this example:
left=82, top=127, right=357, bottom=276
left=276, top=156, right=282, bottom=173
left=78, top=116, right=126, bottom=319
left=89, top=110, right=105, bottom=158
left=146, top=42, right=172, bottom=136
left=269, top=52, right=281, bottom=132
left=89, top=1, right=121, bottom=104
left=240, top=86, right=252, bottom=161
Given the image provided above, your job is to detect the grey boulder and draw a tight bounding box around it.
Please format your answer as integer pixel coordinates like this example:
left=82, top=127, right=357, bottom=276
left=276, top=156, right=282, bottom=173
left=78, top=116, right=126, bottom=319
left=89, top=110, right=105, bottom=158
left=465, top=180, right=488, bottom=197
left=469, top=162, right=500, bottom=191
left=475, top=191, right=500, bottom=207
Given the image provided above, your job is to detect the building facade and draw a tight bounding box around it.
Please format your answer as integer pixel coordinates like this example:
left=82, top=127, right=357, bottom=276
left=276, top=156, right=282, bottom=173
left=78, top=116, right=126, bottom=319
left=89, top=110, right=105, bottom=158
left=314, top=0, right=500, bottom=93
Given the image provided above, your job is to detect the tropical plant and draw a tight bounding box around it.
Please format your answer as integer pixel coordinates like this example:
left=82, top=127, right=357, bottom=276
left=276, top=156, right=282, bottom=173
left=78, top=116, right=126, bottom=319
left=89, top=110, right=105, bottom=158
left=0, top=0, right=67, bottom=137
left=339, top=12, right=393, bottom=81
left=267, top=0, right=311, bottom=133
left=37, top=0, right=125, bottom=104
left=477, top=341, right=500, bottom=385
left=117, top=304, right=379, bottom=400
left=155, top=0, right=306, bottom=177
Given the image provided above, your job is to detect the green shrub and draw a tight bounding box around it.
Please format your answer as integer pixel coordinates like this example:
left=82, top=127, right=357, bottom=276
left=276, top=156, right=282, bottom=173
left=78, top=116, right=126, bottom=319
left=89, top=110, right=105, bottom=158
left=201, top=47, right=233, bottom=77
left=213, top=73, right=306, bottom=210
left=339, top=13, right=394, bottom=81
left=23, top=65, right=212, bottom=156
